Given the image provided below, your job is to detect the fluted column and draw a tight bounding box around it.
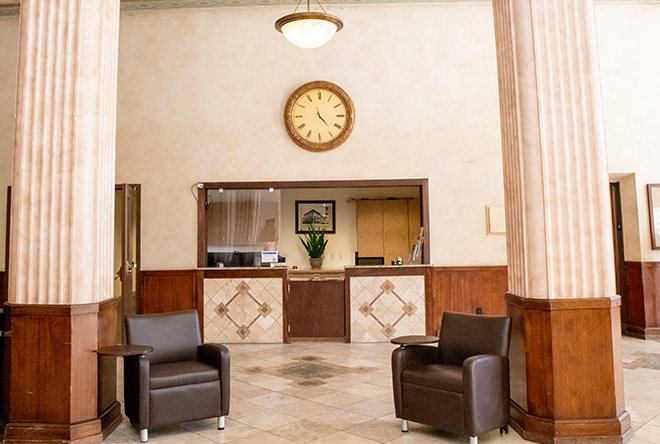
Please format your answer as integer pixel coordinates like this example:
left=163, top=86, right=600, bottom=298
left=9, top=0, right=119, bottom=305
left=4, top=1, right=120, bottom=442
left=492, top=0, right=630, bottom=442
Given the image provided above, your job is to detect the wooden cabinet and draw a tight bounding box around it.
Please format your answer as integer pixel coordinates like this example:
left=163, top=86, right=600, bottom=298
left=287, top=270, right=346, bottom=341
left=356, top=199, right=421, bottom=264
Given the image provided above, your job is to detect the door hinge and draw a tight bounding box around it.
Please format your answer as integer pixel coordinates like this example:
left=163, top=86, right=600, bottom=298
left=288, top=325, right=290, bottom=333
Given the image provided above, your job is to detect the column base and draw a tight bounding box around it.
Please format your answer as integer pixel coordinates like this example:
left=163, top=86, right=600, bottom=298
left=3, top=303, right=104, bottom=444
left=510, top=400, right=632, bottom=444
left=506, top=294, right=632, bottom=444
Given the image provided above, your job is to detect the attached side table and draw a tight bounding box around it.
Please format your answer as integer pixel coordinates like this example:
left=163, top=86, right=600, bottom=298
left=390, top=335, right=439, bottom=348
left=97, top=344, right=153, bottom=357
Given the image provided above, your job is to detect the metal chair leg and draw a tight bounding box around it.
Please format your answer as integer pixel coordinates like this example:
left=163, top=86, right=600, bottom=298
left=469, top=436, right=477, bottom=444
left=401, top=419, right=409, bottom=432
left=140, top=429, right=148, bottom=443
left=218, top=416, right=225, bottom=430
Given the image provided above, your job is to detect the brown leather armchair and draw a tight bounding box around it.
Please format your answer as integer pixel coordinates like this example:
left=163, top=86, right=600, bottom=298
left=124, top=310, right=230, bottom=442
left=392, top=311, right=511, bottom=444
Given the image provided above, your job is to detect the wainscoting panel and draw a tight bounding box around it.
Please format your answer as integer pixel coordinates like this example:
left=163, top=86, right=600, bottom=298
left=140, top=270, right=202, bottom=315
left=624, top=261, right=660, bottom=339
left=427, top=266, right=508, bottom=335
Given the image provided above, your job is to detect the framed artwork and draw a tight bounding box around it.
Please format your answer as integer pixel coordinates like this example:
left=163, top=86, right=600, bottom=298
left=295, top=200, right=336, bottom=234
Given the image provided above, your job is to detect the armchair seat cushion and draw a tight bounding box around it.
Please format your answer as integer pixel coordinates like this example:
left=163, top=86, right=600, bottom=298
left=402, top=363, right=463, bottom=393
left=150, top=361, right=220, bottom=390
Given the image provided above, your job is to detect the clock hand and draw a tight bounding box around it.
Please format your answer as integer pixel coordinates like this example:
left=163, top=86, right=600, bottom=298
left=316, top=107, right=330, bottom=126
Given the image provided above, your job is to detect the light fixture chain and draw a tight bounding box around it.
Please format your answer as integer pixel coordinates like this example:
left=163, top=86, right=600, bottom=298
left=292, top=0, right=304, bottom=14
left=315, top=0, right=328, bottom=14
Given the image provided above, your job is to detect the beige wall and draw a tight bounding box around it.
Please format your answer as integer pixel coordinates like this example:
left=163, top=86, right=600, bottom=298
left=597, top=4, right=660, bottom=262
left=114, top=4, right=505, bottom=269
left=1, top=3, right=660, bottom=271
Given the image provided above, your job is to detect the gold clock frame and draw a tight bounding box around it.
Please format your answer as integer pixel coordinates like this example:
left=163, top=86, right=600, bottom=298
left=284, top=80, right=355, bottom=152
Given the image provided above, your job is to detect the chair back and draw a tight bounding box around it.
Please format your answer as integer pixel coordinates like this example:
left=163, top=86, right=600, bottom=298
left=438, top=311, right=511, bottom=366
left=126, top=310, right=202, bottom=364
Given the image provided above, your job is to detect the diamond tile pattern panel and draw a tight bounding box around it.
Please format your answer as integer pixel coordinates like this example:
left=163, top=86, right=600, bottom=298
left=350, top=275, right=425, bottom=342
left=204, top=278, right=283, bottom=343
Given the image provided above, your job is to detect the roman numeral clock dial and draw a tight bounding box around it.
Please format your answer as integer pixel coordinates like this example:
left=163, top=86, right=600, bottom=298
left=284, top=81, right=355, bottom=152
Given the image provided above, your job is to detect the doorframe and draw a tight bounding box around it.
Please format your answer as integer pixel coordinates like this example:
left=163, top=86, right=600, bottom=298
left=609, top=181, right=628, bottom=332
left=196, top=178, right=430, bottom=268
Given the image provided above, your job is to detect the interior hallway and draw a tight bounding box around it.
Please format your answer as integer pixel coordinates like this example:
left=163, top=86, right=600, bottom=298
left=104, top=336, right=660, bottom=444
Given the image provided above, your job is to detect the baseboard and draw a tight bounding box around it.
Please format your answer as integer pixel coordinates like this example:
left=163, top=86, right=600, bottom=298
left=624, top=324, right=660, bottom=340
left=3, top=418, right=102, bottom=444
left=99, top=401, right=122, bottom=439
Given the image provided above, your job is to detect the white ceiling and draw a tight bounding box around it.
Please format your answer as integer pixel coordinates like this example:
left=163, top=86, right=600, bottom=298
left=0, top=0, right=488, bottom=17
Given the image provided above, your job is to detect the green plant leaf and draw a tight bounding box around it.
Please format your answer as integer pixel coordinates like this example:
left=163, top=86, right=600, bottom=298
left=298, top=224, right=328, bottom=258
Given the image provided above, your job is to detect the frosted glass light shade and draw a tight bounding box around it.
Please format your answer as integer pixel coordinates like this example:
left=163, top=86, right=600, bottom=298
left=275, top=12, right=343, bottom=49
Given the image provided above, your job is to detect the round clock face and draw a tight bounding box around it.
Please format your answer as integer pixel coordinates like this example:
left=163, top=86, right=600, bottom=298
left=284, top=81, right=355, bottom=152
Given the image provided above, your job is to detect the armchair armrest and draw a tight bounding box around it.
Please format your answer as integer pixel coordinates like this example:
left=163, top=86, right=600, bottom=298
left=391, top=345, right=439, bottom=415
left=463, top=354, right=510, bottom=436
left=124, top=355, right=151, bottom=429
left=198, top=343, right=231, bottom=415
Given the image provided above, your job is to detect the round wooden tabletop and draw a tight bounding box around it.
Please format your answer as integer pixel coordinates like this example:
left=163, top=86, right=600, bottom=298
left=97, top=344, right=153, bottom=357
left=390, top=335, right=439, bottom=346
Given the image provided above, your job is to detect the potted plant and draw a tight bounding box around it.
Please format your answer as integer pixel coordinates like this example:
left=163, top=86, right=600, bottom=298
left=299, top=224, right=328, bottom=269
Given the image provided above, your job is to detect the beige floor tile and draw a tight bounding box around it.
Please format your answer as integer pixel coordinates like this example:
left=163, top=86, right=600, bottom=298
left=345, top=418, right=406, bottom=442
left=276, top=399, right=342, bottom=419
left=195, top=420, right=263, bottom=443
left=308, top=390, right=368, bottom=408
left=237, top=409, right=301, bottom=431
left=221, top=430, right=298, bottom=444
left=106, top=338, right=660, bottom=444
left=307, top=430, right=382, bottom=444
left=269, top=419, right=339, bottom=443
left=247, top=391, right=301, bottom=408
left=631, top=423, right=660, bottom=444
left=307, top=408, right=374, bottom=431
left=342, top=398, right=395, bottom=418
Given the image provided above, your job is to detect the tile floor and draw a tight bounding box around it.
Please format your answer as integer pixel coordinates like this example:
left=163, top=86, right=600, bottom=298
left=105, top=336, right=660, bottom=444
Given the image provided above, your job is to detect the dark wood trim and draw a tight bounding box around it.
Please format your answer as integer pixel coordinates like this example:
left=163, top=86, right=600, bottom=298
left=505, top=292, right=621, bottom=310
left=344, top=265, right=427, bottom=278
left=197, top=186, right=207, bottom=268
left=202, top=268, right=287, bottom=279
left=3, top=186, right=9, bottom=305
left=196, top=178, right=431, bottom=268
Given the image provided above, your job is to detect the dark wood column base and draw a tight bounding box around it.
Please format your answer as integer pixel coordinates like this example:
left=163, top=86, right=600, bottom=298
left=2, top=303, right=106, bottom=444
left=510, top=401, right=632, bottom=444
left=506, top=294, right=632, bottom=444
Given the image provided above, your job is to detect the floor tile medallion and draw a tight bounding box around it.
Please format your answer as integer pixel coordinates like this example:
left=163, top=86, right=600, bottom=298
left=350, top=275, right=425, bottom=342
left=204, top=278, right=283, bottom=343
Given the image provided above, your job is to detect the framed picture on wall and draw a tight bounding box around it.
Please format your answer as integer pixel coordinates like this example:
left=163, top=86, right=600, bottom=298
left=295, top=200, right=336, bottom=234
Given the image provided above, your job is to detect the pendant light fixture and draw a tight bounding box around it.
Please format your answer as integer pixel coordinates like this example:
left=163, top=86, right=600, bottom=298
left=275, top=0, right=344, bottom=49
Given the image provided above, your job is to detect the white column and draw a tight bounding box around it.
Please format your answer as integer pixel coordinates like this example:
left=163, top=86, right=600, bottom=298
left=492, top=0, right=615, bottom=300
left=9, top=0, right=120, bottom=305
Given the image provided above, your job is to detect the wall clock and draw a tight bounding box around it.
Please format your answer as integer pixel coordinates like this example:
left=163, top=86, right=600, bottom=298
left=284, top=80, right=355, bottom=152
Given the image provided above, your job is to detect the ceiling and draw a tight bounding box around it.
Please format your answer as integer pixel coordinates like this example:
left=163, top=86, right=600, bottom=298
left=0, top=0, right=652, bottom=17
left=0, top=0, right=488, bottom=16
